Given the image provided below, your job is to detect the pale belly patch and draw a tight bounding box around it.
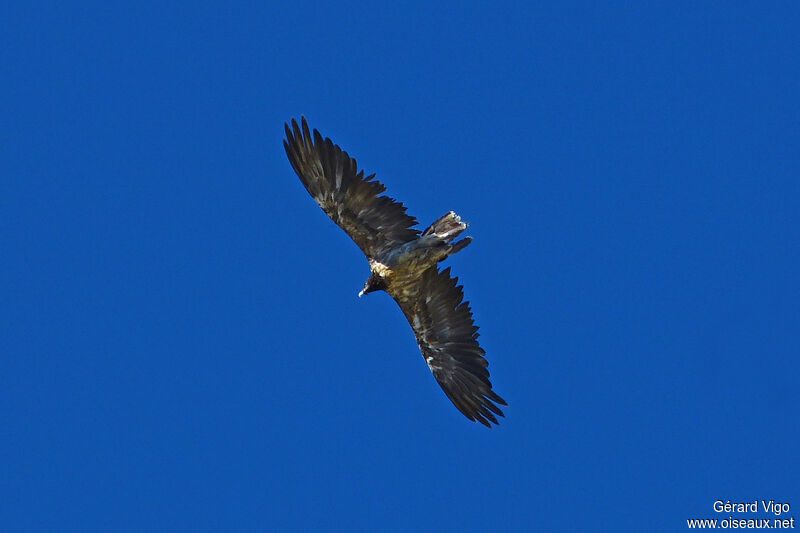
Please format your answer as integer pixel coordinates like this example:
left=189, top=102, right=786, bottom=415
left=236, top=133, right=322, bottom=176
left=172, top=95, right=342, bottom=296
left=369, top=259, right=393, bottom=278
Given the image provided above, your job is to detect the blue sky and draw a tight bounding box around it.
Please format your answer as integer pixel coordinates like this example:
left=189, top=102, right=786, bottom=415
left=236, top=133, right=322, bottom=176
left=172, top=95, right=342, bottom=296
left=2, top=1, right=798, bottom=531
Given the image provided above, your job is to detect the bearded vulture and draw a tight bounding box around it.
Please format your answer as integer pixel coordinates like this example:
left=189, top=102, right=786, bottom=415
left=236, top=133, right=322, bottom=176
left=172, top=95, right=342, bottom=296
left=283, top=117, right=507, bottom=427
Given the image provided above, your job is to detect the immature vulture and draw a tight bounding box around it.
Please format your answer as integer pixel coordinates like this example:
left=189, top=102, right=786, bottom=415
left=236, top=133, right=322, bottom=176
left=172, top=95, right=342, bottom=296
left=284, top=117, right=506, bottom=427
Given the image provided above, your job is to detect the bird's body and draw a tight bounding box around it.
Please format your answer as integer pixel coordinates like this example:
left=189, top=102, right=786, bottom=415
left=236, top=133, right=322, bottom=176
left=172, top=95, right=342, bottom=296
left=361, top=211, right=471, bottom=298
left=283, top=117, right=506, bottom=427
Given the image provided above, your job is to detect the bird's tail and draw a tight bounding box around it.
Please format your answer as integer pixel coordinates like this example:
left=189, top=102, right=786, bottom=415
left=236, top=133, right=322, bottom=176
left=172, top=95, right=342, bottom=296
left=422, top=211, right=471, bottom=258
left=422, top=211, right=468, bottom=241
left=448, top=236, right=472, bottom=255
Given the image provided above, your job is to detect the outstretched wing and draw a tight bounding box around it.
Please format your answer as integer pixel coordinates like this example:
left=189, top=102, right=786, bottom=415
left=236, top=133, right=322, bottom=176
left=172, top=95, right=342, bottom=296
left=392, top=267, right=507, bottom=427
left=284, top=117, right=420, bottom=258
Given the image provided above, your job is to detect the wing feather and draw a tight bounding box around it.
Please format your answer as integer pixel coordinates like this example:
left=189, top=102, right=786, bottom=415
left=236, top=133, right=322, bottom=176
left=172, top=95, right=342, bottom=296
left=283, top=117, right=419, bottom=257
left=392, top=267, right=507, bottom=427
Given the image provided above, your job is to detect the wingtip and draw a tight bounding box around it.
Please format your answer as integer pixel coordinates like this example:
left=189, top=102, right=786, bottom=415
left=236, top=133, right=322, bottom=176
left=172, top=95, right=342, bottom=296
left=285, top=116, right=308, bottom=143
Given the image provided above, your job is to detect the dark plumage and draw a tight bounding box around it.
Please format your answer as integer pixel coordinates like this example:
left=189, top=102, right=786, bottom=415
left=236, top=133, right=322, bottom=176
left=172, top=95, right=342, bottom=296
left=283, top=117, right=506, bottom=427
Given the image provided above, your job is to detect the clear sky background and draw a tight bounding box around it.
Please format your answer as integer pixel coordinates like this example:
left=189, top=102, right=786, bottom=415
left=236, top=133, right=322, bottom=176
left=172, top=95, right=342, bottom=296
left=2, top=2, right=798, bottom=531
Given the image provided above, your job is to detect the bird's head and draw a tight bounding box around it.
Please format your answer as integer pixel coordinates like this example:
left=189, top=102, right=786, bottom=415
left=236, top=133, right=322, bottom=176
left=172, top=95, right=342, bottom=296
left=358, top=273, right=387, bottom=298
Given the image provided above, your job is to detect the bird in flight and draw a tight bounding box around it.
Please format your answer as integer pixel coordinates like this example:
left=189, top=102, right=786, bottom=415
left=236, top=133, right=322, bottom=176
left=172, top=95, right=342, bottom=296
left=283, top=117, right=506, bottom=427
